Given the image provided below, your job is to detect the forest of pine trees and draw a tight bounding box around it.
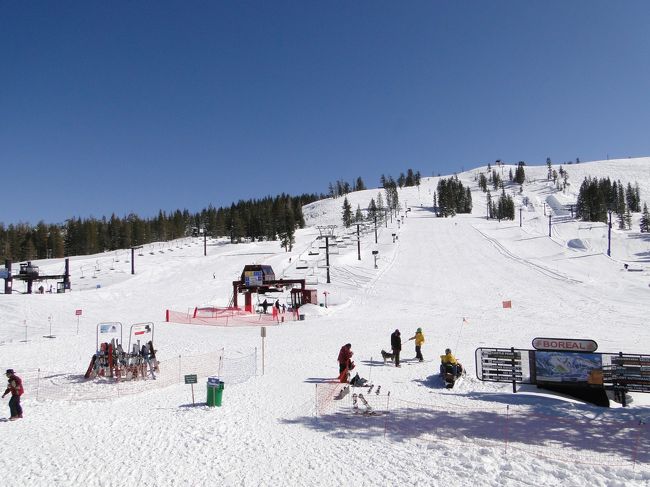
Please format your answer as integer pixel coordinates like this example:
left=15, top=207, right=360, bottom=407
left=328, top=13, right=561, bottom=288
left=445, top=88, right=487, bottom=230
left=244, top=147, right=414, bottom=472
left=435, top=176, right=472, bottom=217
left=327, top=177, right=366, bottom=198
left=0, top=193, right=323, bottom=262
left=576, top=177, right=641, bottom=228
left=380, top=169, right=421, bottom=190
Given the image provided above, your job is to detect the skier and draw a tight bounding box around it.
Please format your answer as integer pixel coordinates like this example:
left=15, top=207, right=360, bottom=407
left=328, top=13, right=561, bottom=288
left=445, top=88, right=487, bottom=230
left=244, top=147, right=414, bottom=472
left=337, top=343, right=354, bottom=382
left=391, top=329, right=402, bottom=367
left=2, top=369, right=24, bottom=421
left=261, top=299, right=269, bottom=314
left=408, top=327, right=425, bottom=362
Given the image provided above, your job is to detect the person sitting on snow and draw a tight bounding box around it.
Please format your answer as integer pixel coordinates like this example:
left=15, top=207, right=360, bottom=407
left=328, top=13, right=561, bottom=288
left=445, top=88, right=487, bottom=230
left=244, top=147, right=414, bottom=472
left=440, top=348, right=462, bottom=377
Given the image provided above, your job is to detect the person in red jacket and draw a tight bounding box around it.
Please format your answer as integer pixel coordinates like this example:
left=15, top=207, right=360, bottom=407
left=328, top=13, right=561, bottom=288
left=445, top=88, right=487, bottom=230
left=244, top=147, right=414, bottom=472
left=2, top=369, right=24, bottom=420
left=337, top=343, right=354, bottom=380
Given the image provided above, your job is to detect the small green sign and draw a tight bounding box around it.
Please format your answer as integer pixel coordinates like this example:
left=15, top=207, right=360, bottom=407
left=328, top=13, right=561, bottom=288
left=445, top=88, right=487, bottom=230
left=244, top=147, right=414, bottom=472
left=184, top=374, right=198, bottom=384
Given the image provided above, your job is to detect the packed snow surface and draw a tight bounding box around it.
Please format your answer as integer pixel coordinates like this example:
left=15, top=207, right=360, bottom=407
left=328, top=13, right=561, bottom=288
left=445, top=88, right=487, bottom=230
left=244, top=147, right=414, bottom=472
left=1, top=158, right=650, bottom=486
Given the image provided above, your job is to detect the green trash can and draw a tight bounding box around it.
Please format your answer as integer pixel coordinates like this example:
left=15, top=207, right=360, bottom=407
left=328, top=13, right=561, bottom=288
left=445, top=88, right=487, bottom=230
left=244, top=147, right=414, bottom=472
left=207, top=377, right=224, bottom=407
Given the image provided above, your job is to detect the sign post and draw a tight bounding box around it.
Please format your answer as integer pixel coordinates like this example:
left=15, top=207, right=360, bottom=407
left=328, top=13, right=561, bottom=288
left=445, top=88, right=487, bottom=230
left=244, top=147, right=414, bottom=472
left=261, top=326, right=266, bottom=376
left=75, top=309, right=82, bottom=335
left=44, top=314, right=55, bottom=339
left=184, top=374, right=198, bottom=405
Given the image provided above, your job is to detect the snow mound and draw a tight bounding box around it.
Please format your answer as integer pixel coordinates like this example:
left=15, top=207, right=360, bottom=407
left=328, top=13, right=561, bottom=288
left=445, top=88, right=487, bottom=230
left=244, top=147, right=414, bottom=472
left=297, top=303, right=330, bottom=316
left=567, top=238, right=588, bottom=250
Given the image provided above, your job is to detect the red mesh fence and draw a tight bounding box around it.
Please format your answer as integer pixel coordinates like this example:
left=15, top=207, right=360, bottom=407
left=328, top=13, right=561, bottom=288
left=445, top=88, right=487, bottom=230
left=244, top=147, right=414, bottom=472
left=166, top=307, right=296, bottom=326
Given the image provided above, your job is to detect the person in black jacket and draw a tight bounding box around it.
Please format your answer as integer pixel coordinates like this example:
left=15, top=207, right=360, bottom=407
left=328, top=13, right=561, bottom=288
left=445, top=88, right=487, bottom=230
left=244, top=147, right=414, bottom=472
left=391, top=329, right=402, bottom=367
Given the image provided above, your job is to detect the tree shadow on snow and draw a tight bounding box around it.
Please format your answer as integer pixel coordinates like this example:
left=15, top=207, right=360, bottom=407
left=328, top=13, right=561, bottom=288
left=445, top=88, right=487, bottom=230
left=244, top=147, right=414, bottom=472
left=281, top=392, right=650, bottom=464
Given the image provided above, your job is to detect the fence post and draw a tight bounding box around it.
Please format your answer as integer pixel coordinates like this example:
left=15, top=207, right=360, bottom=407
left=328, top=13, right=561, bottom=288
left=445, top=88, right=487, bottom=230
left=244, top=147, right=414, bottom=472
left=383, top=391, right=391, bottom=440
left=504, top=405, right=510, bottom=453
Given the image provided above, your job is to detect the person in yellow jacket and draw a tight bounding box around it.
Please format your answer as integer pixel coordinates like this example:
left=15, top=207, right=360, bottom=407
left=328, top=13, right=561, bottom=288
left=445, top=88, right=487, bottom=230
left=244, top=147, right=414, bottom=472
left=408, top=327, right=425, bottom=362
left=440, top=348, right=462, bottom=376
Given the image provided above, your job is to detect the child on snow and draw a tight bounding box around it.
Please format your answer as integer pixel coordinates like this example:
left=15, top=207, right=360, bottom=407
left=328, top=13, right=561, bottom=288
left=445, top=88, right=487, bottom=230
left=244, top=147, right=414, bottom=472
left=408, top=328, right=425, bottom=362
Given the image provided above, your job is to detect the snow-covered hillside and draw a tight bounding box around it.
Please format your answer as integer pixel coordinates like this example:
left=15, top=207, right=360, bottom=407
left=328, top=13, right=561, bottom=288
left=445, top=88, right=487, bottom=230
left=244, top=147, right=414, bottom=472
left=1, top=158, right=649, bottom=486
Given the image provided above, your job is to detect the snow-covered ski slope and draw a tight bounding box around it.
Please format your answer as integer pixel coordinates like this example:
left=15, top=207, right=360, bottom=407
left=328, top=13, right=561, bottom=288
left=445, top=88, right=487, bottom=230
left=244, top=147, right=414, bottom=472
left=1, top=158, right=649, bottom=486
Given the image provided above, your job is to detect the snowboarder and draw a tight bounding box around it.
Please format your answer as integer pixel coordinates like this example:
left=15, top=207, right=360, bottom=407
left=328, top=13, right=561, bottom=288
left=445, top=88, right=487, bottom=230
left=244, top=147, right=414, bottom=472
left=408, top=327, right=425, bottom=362
left=337, top=343, right=354, bottom=381
left=2, top=369, right=24, bottom=420
left=391, top=329, right=402, bottom=367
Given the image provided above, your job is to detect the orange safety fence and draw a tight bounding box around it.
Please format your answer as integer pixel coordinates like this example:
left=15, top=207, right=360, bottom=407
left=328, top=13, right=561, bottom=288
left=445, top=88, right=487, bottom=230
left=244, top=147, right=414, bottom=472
left=165, top=307, right=297, bottom=327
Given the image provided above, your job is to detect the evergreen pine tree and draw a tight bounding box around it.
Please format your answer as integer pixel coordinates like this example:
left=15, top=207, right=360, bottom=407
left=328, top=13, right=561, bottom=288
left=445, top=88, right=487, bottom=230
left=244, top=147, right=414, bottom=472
left=640, top=203, right=650, bottom=232
left=355, top=177, right=366, bottom=191
left=342, top=197, right=353, bottom=228
left=355, top=205, right=363, bottom=222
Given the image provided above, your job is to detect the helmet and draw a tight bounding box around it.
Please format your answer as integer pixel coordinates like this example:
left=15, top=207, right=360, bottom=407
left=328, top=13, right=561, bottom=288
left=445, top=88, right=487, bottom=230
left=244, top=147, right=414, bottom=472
left=6, top=369, right=15, bottom=375
left=416, top=328, right=422, bottom=333
left=445, top=349, right=451, bottom=355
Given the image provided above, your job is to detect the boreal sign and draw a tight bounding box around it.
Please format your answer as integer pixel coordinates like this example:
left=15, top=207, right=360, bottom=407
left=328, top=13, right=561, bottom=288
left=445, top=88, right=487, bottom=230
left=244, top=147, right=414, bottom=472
left=532, top=337, right=598, bottom=352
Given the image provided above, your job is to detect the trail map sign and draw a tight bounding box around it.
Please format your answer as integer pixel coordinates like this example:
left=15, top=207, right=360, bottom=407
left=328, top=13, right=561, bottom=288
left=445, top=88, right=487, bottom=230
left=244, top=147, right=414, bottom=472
left=534, top=351, right=603, bottom=385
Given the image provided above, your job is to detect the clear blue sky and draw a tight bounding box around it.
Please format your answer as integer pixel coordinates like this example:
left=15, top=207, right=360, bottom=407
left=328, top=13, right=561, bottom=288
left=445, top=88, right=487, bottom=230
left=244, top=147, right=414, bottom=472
left=2, top=1, right=649, bottom=225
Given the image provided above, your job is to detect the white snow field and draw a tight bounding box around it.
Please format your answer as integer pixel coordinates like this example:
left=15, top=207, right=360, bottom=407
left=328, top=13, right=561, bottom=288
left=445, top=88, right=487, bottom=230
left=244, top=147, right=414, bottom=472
left=1, top=158, right=649, bottom=487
